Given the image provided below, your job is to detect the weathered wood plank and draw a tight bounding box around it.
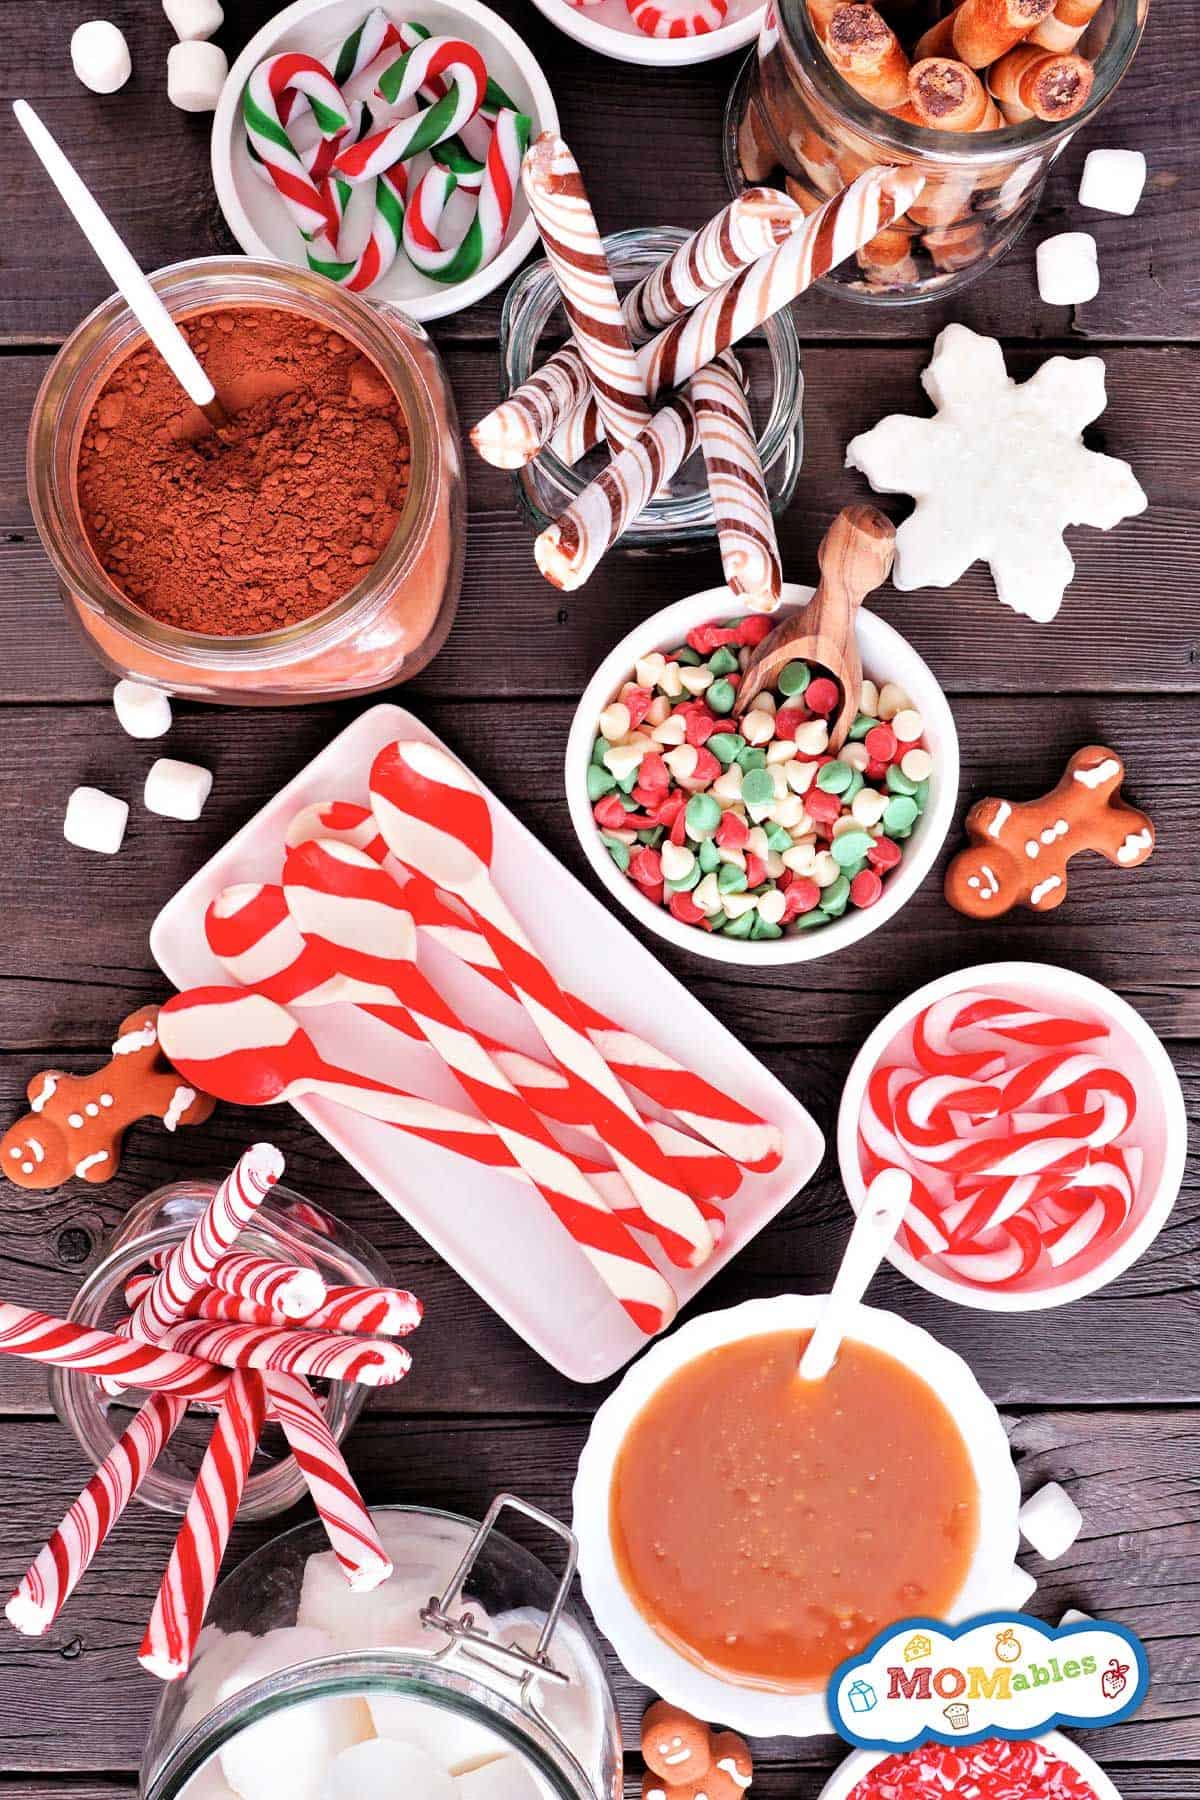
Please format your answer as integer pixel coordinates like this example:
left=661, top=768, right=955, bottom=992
left=0, top=1410, right=1194, bottom=1772
left=3, top=345, right=1199, bottom=702
left=2, top=0, right=1193, bottom=344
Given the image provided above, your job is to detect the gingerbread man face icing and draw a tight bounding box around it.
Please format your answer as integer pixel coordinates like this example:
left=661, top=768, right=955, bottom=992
left=945, top=745, right=1154, bottom=920
left=640, top=1704, right=753, bottom=1800
left=1, top=1006, right=215, bottom=1190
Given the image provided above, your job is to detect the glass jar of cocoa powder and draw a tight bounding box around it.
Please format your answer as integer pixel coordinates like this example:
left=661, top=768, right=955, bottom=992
left=27, top=259, right=465, bottom=703
left=725, top=0, right=1145, bottom=302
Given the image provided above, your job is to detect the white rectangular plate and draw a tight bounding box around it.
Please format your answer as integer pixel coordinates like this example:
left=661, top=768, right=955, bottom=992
left=150, top=705, right=824, bottom=1382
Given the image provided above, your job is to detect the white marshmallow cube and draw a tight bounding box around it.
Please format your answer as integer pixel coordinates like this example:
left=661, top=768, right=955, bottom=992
left=217, top=1628, right=371, bottom=1800
left=1078, top=148, right=1147, bottom=217
left=456, top=1756, right=543, bottom=1800
left=322, top=1740, right=456, bottom=1800
left=1020, top=1481, right=1083, bottom=1561
left=999, top=1564, right=1039, bottom=1608
left=1060, top=1608, right=1094, bottom=1627
left=70, top=20, right=132, bottom=92
left=144, top=757, right=212, bottom=820
left=167, top=38, right=228, bottom=111
left=1036, top=232, right=1100, bottom=306
left=64, top=786, right=128, bottom=855
left=163, top=0, right=224, bottom=39
left=113, top=679, right=173, bottom=740
left=367, top=1691, right=503, bottom=1774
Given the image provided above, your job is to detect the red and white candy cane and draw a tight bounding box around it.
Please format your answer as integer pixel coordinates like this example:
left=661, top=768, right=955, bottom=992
left=334, top=38, right=488, bottom=180
left=146, top=1317, right=411, bottom=1388
left=243, top=54, right=351, bottom=247
left=130, top=1144, right=285, bottom=1344
left=369, top=741, right=717, bottom=1268
left=914, top=993, right=1107, bottom=1077
left=0, top=1302, right=229, bottom=1400
left=625, top=0, right=729, bottom=37
left=124, top=1276, right=425, bottom=1338
left=402, top=109, right=530, bottom=286
left=267, top=1372, right=392, bottom=1591
left=140, top=1370, right=268, bottom=1680
left=287, top=797, right=782, bottom=1173
left=283, top=838, right=682, bottom=1325
left=6, top=1391, right=187, bottom=1636
left=209, top=1252, right=327, bottom=1320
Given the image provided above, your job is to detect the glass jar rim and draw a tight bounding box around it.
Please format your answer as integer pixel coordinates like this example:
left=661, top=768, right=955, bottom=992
left=27, top=257, right=444, bottom=670
left=774, top=0, right=1146, bottom=161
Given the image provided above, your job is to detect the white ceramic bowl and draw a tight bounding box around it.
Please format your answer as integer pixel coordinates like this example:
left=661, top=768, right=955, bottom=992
left=566, top=582, right=960, bottom=965
left=837, top=962, right=1188, bottom=1313
left=212, top=0, right=558, bottom=321
left=572, top=1293, right=1020, bottom=1739
left=527, top=0, right=764, bottom=67
left=817, top=1733, right=1124, bottom=1800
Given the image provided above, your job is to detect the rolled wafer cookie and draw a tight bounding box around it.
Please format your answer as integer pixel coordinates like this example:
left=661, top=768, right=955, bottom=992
left=988, top=44, right=1094, bottom=120
left=825, top=4, right=911, bottom=109
left=908, top=58, right=1002, bottom=130
left=915, top=0, right=1056, bottom=65
left=688, top=357, right=782, bottom=612
left=1030, top=0, right=1101, bottom=49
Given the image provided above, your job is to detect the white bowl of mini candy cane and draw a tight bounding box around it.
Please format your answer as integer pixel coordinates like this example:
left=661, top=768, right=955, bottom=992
left=816, top=1734, right=1124, bottom=1800
left=836, top=962, right=1188, bottom=1312
left=526, top=0, right=764, bottom=69
left=566, top=582, right=960, bottom=964
left=212, top=0, right=558, bottom=321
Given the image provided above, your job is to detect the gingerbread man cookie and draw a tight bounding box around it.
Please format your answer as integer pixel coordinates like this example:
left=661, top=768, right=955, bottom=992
left=945, top=745, right=1154, bottom=920
left=641, top=1701, right=753, bottom=1800
left=1, top=1005, right=214, bottom=1190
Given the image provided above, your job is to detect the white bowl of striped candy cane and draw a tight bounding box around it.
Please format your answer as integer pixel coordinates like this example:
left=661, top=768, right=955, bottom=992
left=836, top=963, right=1188, bottom=1312
left=212, top=0, right=558, bottom=321
left=567, top=581, right=960, bottom=964
left=526, top=0, right=764, bottom=68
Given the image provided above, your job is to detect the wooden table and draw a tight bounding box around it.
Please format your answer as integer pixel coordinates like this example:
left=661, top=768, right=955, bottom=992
left=2, top=3, right=1197, bottom=1796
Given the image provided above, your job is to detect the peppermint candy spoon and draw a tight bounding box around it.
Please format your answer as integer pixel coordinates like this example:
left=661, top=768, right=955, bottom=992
left=799, top=1167, right=912, bottom=1380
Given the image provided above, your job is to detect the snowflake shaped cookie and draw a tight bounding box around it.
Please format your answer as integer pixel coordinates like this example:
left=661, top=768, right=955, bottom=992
left=845, top=323, right=1148, bottom=623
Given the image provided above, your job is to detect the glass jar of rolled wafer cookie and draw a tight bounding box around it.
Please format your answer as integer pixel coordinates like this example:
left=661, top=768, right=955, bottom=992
left=726, top=0, right=1146, bottom=301
left=499, top=228, right=804, bottom=542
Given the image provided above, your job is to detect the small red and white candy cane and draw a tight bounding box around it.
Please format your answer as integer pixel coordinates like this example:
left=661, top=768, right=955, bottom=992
left=6, top=1391, right=187, bottom=1636
left=625, top=0, right=729, bottom=38
left=209, top=1252, right=327, bottom=1320
left=402, top=109, right=529, bottom=285
left=939, top=1214, right=1045, bottom=1287
left=267, top=1372, right=392, bottom=1590
left=130, top=1144, right=285, bottom=1344
left=0, top=1303, right=228, bottom=1400
left=144, top=1318, right=412, bottom=1389
left=139, top=1371, right=268, bottom=1680
left=242, top=54, right=351, bottom=247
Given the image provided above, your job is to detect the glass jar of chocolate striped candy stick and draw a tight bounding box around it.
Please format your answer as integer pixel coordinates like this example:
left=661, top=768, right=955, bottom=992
left=499, top=227, right=804, bottom=543
left=726, top=0, right=1146, bottom=301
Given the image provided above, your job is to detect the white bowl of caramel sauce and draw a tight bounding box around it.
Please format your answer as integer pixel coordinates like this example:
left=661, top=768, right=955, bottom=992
left=572, top=1293, right=1020, bottom=1738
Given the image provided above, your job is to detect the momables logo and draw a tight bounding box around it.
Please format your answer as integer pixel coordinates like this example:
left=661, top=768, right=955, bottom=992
left=829, top=1613, right=1149, bottom=1753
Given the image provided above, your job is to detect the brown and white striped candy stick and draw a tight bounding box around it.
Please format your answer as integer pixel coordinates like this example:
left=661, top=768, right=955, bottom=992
left=472, top=186, right=804, bottom=468
left=689, top=356, right=783, bottom=613
left=520, top=132, right=652, bottom=454
left=549, top=391, right=604, bottom=466
left=534, top=390, right=699, bottom=591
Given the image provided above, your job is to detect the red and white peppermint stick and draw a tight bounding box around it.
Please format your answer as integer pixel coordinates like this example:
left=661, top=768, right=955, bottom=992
left=130, top=1144, right=285, bottom=1344
left=139, top=1371, right=268, bottom=1680
left=535, top=390, right=699, bottom=591
left=369, top=742, right=716, bottom=1267
left=688, top=356, right=782, bottom=613
left=209, top=1253, right=326, bottom=1320
left=334, top=38, right=487, bottom=179
left=287, top=797, right=782, bottom=1173
left=0, top=1303, right=229, bottom=1400
left=472, top=187, right=806, bottom=469
left=402, top=109, right=530, bottom=285
left=626, top=0, right=729, bottom=36
left=6, top=1392, right=187, bottom=1636
left=124, top=1277, right=424, bottom=1338
left=307, top=164, right=408, bottom=294
left=283, top=838, right=680, bottom=1324
left=266, top=1372, right=392, bottom=1591
left=147, top=1317, right=412, bottom=1388
left=242, top=54, right=351, bottom=247
left=520, top=132, right=652, bottom=454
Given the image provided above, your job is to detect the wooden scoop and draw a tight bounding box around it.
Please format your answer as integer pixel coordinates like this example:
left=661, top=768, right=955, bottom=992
left=733, top=505, right=896, bottom=751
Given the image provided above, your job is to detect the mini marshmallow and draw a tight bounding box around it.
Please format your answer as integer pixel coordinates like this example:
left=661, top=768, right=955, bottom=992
left=144, top=757, right=213, bottom=821
left=217, top=1628, right=371, bottom=1800
left=1036, top=232, right=1100, bottom=307
left=64, top=786, right=129, bottom=855
left=70, top=20, right=132, bottom=93
left=1078, top=148, right=1147, bottom=217
left=163, top=0, right=224, bottom=39
left=1000, top=1563, right=1039, bottom=1608
left=1060, top=1608, right=1094, bottom=1627
left=113, top=679, right=173, bottom=740
left=167, top=38, right=228, bottom=111
left=1019, top=1482, right=1083, bottom=1561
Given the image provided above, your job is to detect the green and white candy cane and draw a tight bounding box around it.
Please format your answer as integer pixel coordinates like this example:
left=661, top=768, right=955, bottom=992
left=242, top=52, right=351, bottom=246
left=402, top=109, right=530, bottom=286
left=307, top=163, right=408, bottom=294
left=332, top=37, right=488, bottom=181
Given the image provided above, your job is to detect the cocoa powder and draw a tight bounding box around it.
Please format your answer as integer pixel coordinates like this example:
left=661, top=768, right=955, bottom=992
left=76, top=306, right=412, bottom=637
